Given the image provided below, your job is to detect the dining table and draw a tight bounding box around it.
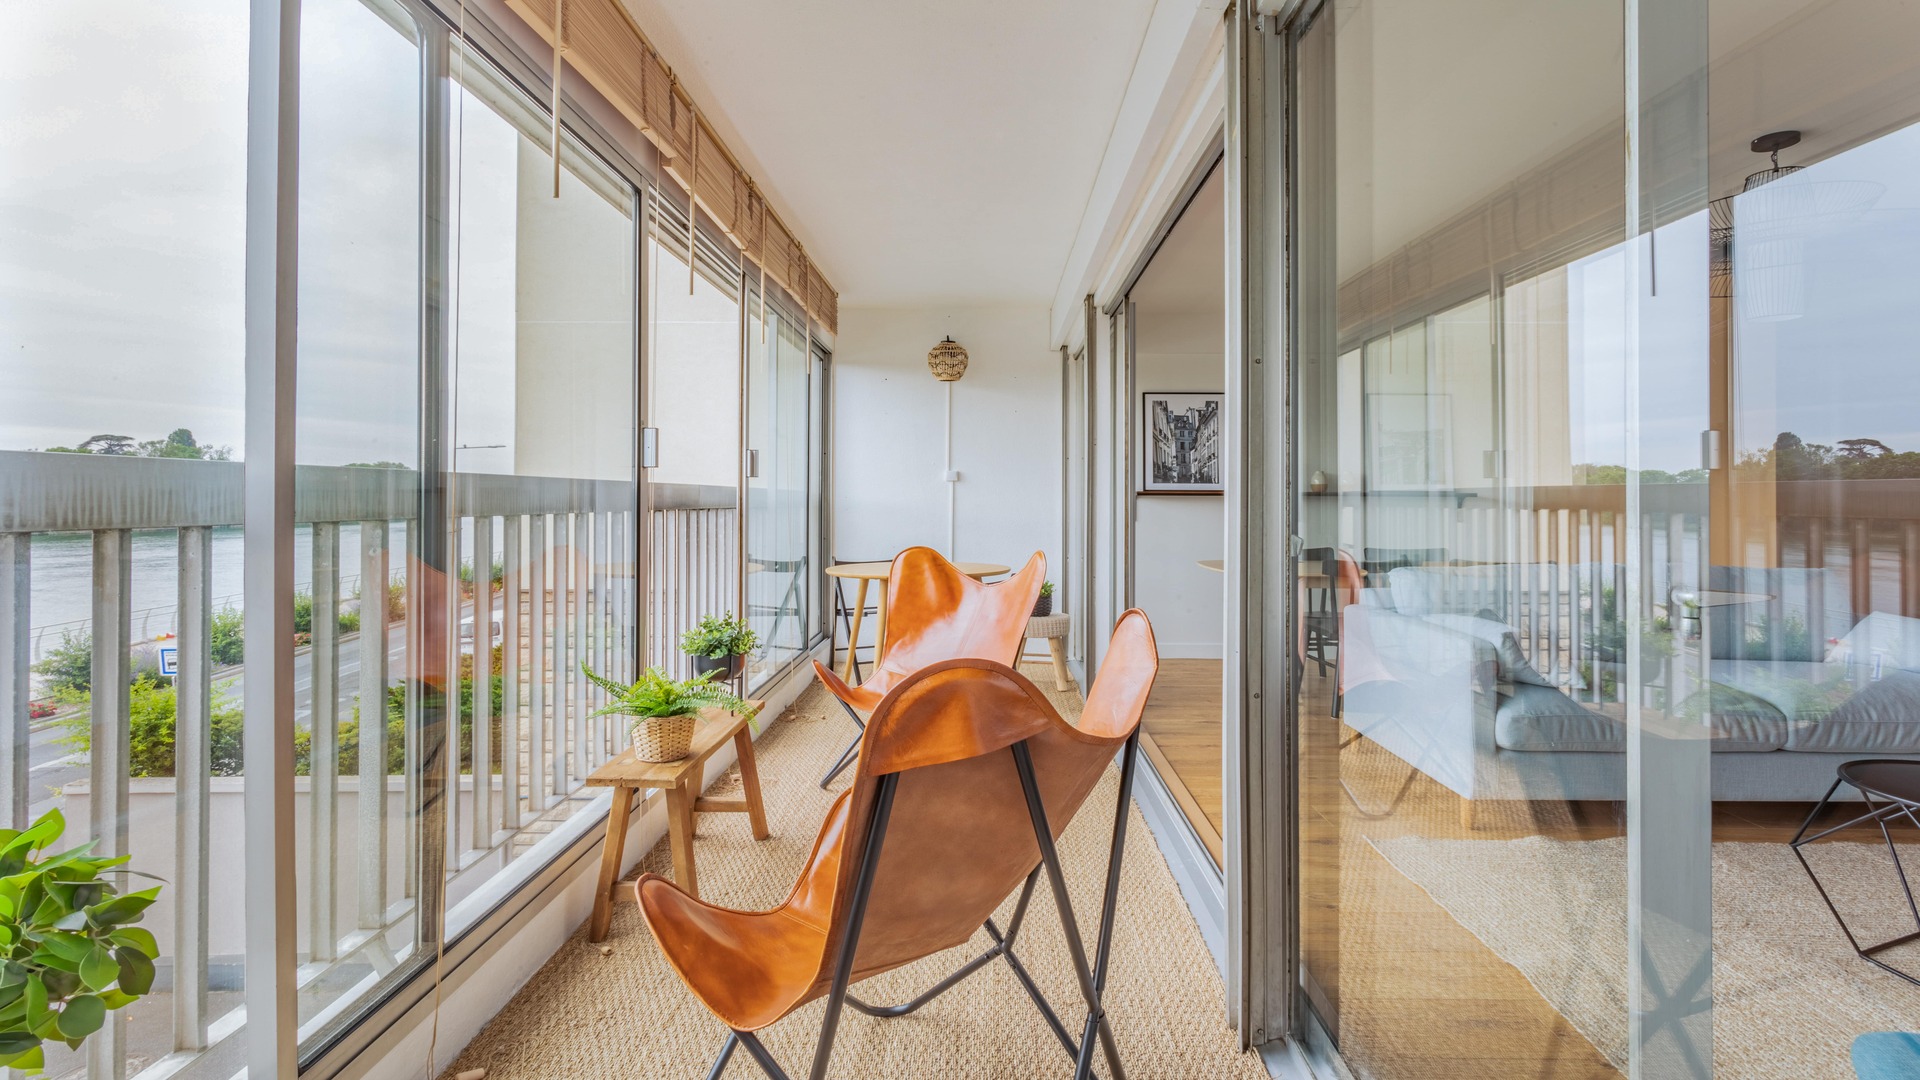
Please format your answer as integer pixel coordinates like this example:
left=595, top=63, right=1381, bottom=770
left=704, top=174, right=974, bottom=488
left=825, top=559, right=1011, bottom=681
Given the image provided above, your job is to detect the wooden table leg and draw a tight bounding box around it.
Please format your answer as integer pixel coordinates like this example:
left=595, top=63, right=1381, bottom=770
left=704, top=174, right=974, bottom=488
left=841, top=578, right=869, bottom=683
left=589, top=784, right=634, bottom=942
left=1047, top=636, right=1073, bottom=692
left=665, top=778, right=699, bottom=899
left=733, top=727, right=771, bottom=840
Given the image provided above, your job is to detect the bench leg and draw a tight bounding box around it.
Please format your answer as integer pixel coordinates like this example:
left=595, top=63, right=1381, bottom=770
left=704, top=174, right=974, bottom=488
left=734, top=727, right=771, bottom=840
left=589, top=784, right=634, bottom=942
left=1047, top=637, right=1073, bottom=692
left=666, top=779, right=700, bottom=898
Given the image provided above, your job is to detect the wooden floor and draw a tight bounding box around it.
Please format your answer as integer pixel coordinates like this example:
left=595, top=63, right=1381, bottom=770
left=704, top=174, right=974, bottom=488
left=1139, top=658, right=1225, bottom=864
left=1137, top=658, right=1852, bottom=1080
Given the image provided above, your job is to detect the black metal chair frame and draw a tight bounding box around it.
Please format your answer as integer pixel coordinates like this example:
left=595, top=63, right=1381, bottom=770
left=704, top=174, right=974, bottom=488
left=818, top=701, right=866, bottom=790
left=1791, top=767, right=1920, bottom=988
left=706, top=731, right=1142, bottom=1080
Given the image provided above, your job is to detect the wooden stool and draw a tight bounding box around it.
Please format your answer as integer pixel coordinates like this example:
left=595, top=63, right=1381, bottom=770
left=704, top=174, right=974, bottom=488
left=1023, top=612, right=1074, bottom=692
left=585, top=700, right=767, bottom=942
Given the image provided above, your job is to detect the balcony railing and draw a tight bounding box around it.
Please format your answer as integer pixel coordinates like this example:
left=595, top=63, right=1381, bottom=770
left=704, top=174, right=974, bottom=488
left=0, top=450, right=736, bottom=1079
left=1328, top=479, right=1920, bottom=702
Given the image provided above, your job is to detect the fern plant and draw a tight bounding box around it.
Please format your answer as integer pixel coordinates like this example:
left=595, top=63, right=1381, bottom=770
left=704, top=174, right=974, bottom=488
left=583, top=665, right=748, bottom=726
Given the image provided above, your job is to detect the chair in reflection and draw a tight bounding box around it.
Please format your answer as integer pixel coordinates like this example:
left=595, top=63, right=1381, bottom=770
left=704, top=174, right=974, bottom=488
left=749, top=555, right=809, bottom=662
left=810, top=546, right=1045, bottom=788
left=1301, top=548, right=1364, bottom=717
left=638, top=611, right=1159, bottom=1080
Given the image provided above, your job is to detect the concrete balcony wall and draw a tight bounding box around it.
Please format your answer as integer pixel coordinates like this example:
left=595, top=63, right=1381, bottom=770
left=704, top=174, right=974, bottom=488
left=831, top=304, right=1064, bottom=602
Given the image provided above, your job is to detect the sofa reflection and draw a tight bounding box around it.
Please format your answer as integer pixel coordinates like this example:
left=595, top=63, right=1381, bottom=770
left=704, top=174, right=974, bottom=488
left=1337, top=562, right=1920, bottom=824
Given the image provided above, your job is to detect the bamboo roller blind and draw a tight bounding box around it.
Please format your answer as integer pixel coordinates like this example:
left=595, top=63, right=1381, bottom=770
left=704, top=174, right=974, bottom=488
left=506, top=0, right=839, bottom=334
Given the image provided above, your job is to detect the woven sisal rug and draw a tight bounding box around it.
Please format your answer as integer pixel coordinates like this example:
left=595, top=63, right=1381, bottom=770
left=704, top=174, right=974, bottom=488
left=1369, top=832, right=1920, bottom=1079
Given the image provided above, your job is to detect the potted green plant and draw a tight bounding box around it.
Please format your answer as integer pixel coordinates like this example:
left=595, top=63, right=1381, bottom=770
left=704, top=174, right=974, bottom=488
left=585, top=665, right=748, bottom=763
left=1033, top=581, right=1055, bottom=617
left=679, top=613, right=757, bottom=682
left=0, top=809, right=164, bottom=1073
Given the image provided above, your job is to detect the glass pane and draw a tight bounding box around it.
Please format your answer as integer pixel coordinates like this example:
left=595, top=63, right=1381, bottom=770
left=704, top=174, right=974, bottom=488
left=1704, top=1, right=1920, bottom=1074
left=645, top=231, right=742, bottom=679
left=744, top=298, right=814, bottom=687
left=1, top=1, right=250, bottom=1073
left=294, top=0, right=427, bottom=1052
left=1292, top=2, right=1635, bottom=1076
left=437, top=47, right=638, bottom=937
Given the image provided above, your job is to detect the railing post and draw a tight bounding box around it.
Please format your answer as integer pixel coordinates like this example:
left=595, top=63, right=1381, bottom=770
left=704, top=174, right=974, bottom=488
left=174, top=526, right=213, bottom=1052
left=446, top=517, right=464, bottom=861
left=89, top=528, right=131, bottom=1080
left=573, top=512, right=590, bottom=777
left=527, top=514, right=547, bottom=811
left=502, top=516, right=523, bottom=830
left=310, top=522, right=340, bottom=963
left=358, top=520, right=390, bottom=928
left=552, top=513, right=571, bottom=800
left=0, top=533, right=27, bottom=829
left=473, top=517, right=494, bottom=847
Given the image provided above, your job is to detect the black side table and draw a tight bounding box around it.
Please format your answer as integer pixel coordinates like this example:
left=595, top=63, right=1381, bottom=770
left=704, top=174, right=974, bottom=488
left=1792, top=758, right=1920, bottom=986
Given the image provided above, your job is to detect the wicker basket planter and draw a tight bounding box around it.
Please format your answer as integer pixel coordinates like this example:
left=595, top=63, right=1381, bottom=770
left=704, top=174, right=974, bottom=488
left=631, top=714, right=697, bottom=762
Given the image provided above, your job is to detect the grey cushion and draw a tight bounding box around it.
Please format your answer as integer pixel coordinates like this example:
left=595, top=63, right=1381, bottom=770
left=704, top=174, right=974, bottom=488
left=1675, top=683, right=1793, bottom=752
left=1424, top=614, right=1549, bottom=686
left=1707, top=660, right=1856, bottom=727
left=1786, top=670, right=1920, bottom=752
left=1387, top=565, right=1512, bottom=617
left=1495, top=685, right=1623, bottom=752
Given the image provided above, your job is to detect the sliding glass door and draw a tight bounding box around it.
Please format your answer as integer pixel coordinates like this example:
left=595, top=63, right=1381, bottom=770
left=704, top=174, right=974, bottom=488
left=744, top=291, right=822, bottom=689
left=1281, top=1, right=1920, bottom=1077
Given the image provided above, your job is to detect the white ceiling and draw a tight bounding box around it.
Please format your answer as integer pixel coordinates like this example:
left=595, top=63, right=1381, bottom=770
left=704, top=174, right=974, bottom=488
left=616, top=0, right=1163, bottom=308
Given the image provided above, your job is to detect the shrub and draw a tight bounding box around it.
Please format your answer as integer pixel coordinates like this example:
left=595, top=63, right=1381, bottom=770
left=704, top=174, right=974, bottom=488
left=292, top=592, right=363, bottom=638
left=32, top=634, right=92, bottom=695
left=208, top=609, right=244, bottom=667
left=59, top=678, right=244, bottom=778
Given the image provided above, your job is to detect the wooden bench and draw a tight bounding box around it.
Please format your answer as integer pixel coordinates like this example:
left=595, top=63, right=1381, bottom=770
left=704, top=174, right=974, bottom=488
left=586, top=699, right=767, bottom=942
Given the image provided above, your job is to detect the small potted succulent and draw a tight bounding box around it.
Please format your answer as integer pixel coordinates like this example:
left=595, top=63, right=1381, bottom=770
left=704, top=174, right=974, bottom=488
left=585, top=665, right=748, bottom=763
left=679, top=613, right=757, bottom=682
left=0, top=809, right=164, bottom=1073
left=1033, top=581, right=1056, bottom=617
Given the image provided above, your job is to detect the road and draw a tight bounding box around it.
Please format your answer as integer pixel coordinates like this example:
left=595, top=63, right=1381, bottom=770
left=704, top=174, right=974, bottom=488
left=27, top=610, right=472, bottom=819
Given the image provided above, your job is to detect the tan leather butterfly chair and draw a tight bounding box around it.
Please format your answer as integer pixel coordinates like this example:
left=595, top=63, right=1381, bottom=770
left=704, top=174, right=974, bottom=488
left=811, top=546, right=1046, bottom=788
left=639, top=610, right=1158, bottom=1080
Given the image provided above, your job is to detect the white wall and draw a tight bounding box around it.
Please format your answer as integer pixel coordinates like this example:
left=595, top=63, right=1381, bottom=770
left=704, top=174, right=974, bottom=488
left=832, top=305, right=1063, bottom=612
left=1135, top=346, right=1225, bottom=657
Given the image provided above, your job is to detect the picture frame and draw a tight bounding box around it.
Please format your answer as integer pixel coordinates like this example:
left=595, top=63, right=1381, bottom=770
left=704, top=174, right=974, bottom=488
left=1139, top=391, right=1224, bottom=495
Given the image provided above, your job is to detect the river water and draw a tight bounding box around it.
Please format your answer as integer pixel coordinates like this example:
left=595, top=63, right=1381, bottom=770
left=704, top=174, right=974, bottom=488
left=27, top=523, right=408, bottom=654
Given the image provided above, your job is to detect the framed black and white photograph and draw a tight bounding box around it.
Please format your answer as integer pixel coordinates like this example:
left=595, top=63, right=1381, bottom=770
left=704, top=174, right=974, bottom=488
left=1140, top=391, right=1224, bottom=494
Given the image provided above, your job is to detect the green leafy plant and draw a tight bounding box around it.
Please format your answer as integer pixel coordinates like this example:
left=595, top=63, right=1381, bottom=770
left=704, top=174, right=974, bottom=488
left=0, top=809, right=163, bottom=1072
left=30, top=636, right=91, bottom=696
left=1039, top=581, right=1055, bottom=599
left=678, top=614, right=757, bottom=660
left=584, top=666, right=747, bottom=729
left=208, top=608, right=245, bottom=668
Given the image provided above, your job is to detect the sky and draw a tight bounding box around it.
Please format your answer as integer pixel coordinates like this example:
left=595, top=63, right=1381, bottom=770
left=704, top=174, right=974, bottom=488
left=6, top=1, right=1920, bottom=474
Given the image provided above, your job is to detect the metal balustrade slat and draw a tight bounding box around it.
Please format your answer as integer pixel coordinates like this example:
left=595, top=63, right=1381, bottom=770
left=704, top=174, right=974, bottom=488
left=527, top=515, right=547, bottom=813
left=310, top=523, right=340, bottom=964
left=501, top=516, right=523, bottom=832
left=553, top=514, right=571, bottom=801
left=174, top=526, right=213, bottom=1052
left=358, top=521, right=390, bottom=929
left=0, top=533, right=26, bottom=829
left=473, top=517, right=494, bottom=847
left=89, top=528, right=131, bottom=1080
